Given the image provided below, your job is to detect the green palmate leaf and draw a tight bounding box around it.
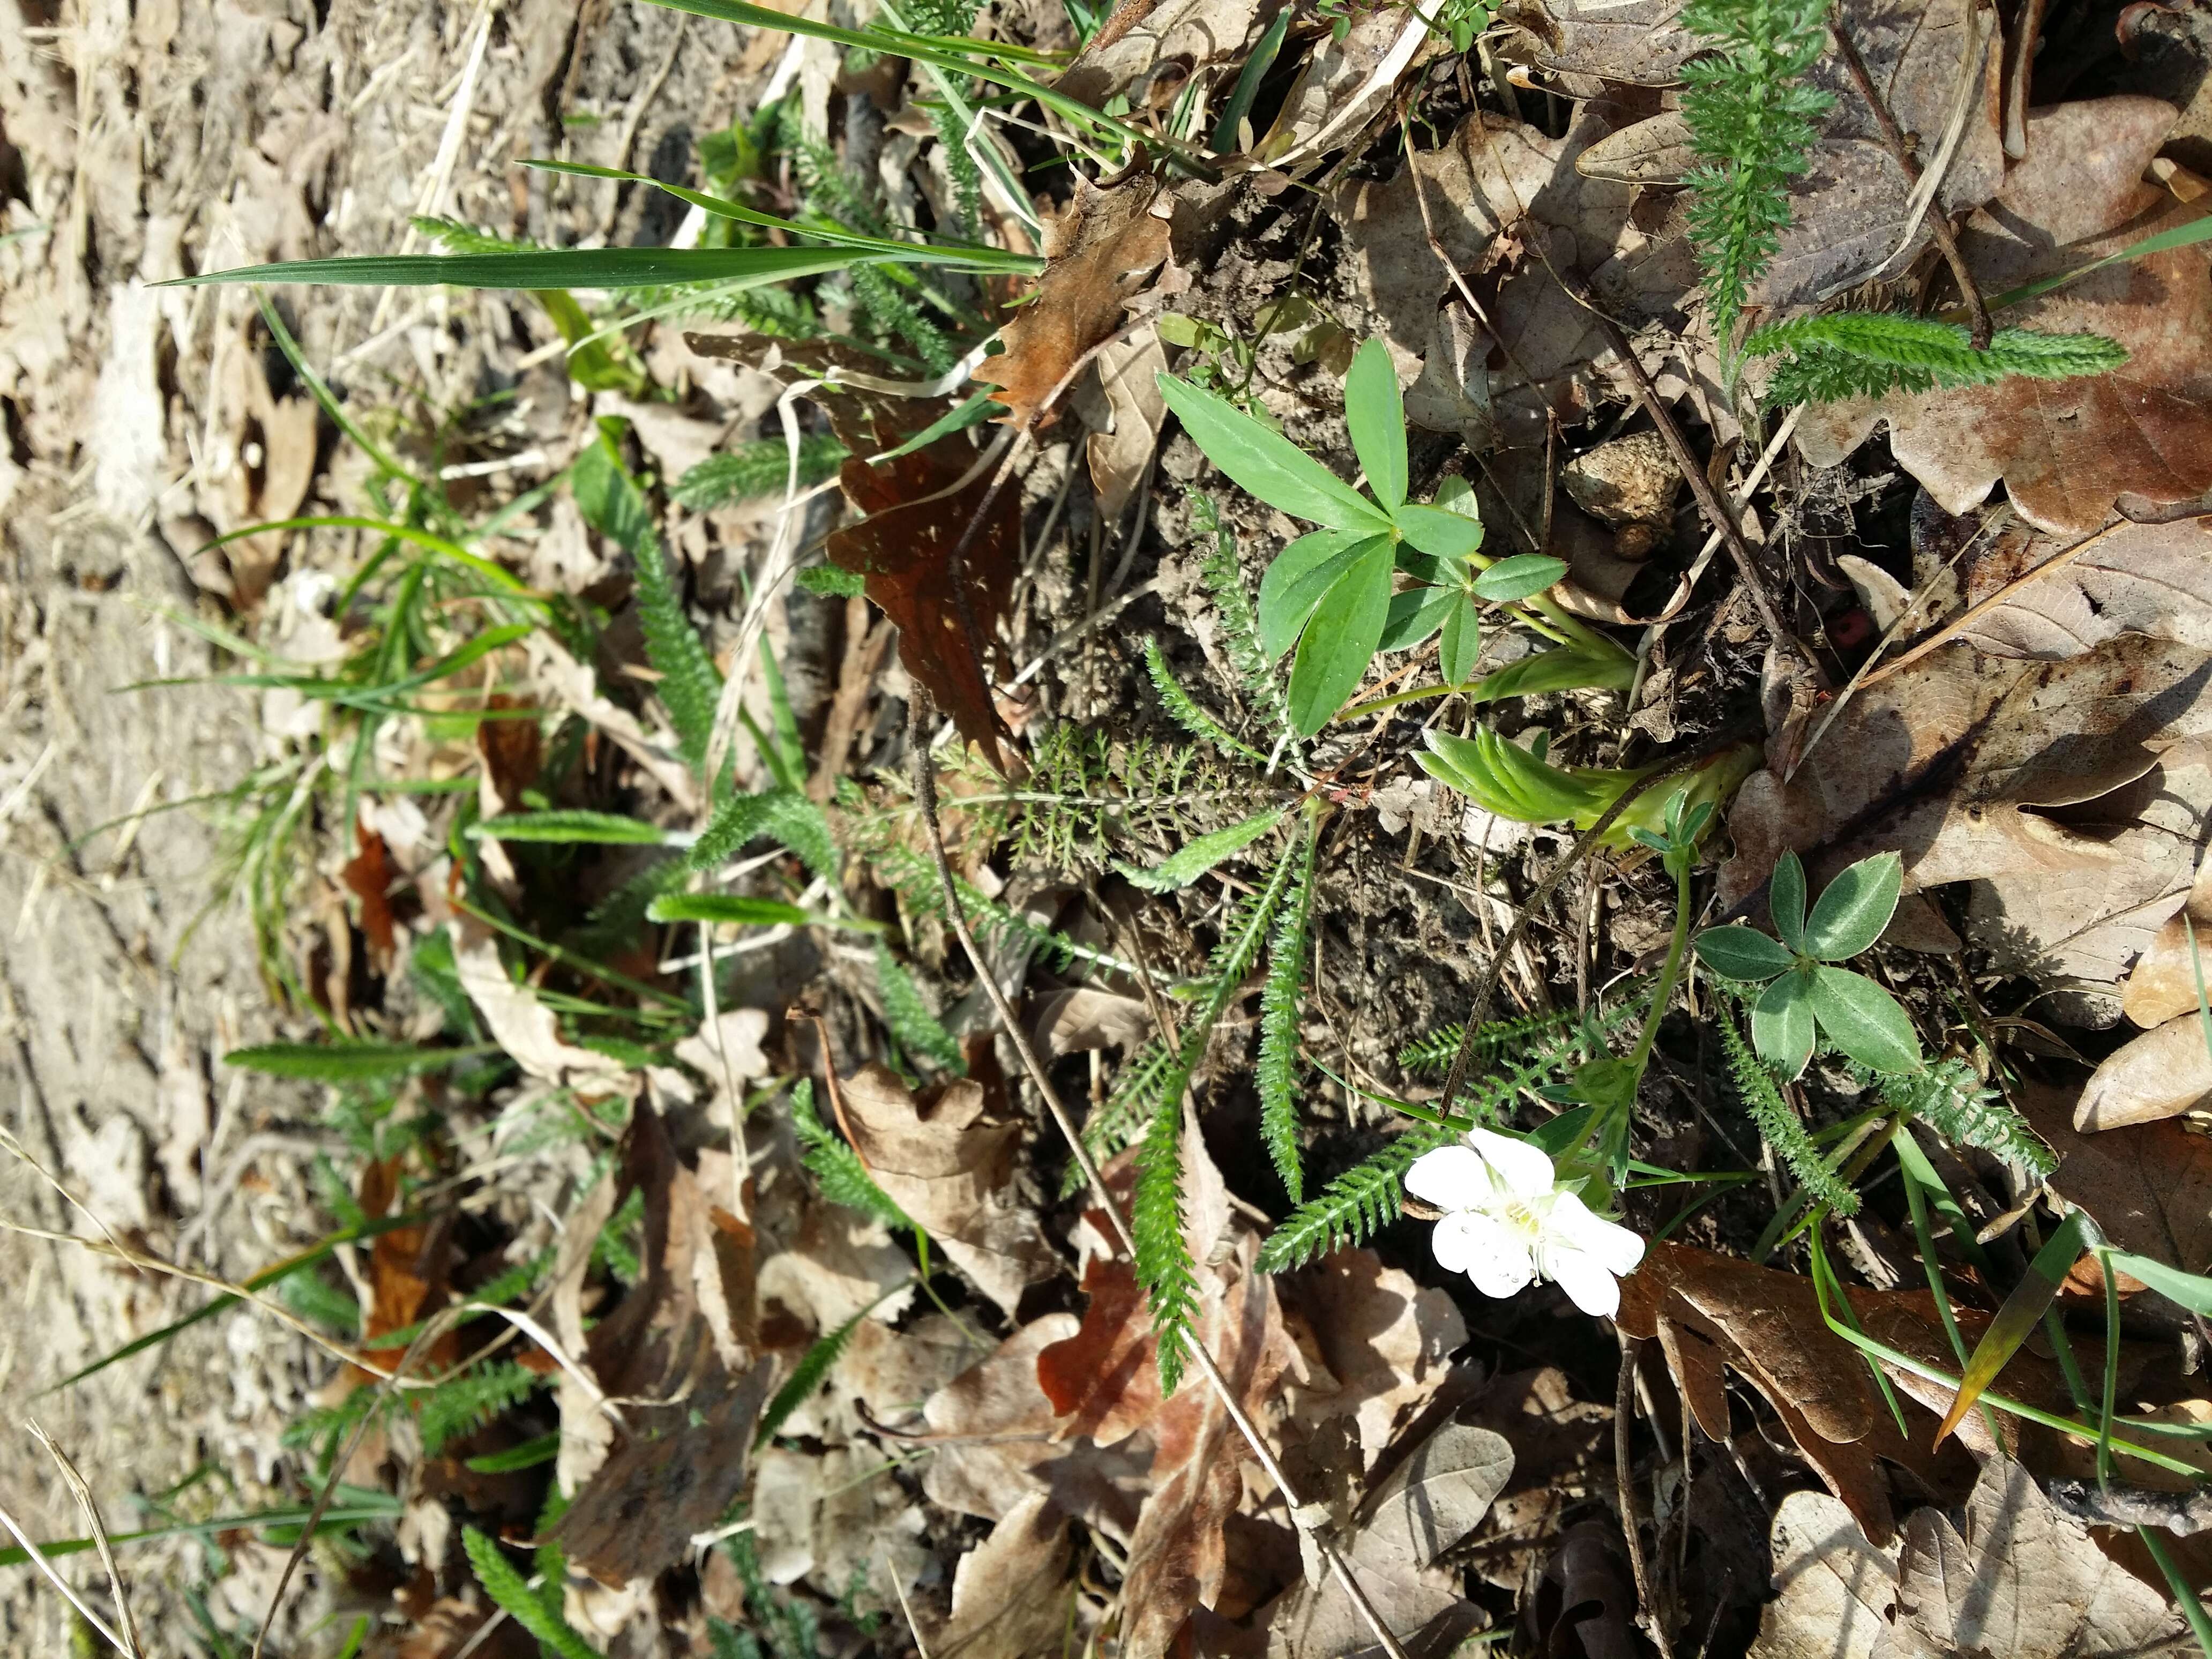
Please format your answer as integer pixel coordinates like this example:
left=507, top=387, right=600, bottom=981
left=1471, top=554, right=1567, bottom=601
left=1439, top=593, right=1481, bottom=686
left=647, top=893, right=881, bottom=931
left=1716, top=1003, right=1858, bottom=1214
left=1807, top=966, right=1922, bottom=1073
left=1937, top=1210, right=2100, bottom=1444
left=1257, top=528, right=1374, bottom=661
left=173, top=243, right=871, bottom=293
left=1395, top=502, right=1485, bottom=561
left=1343, top=338, right=1407, bottom=511
left=1803, top=851, right=1902, bottom=961
left=1257, top=814, right=1318, bottom=1202
left=1769, top=849, right=1808, bottom=954
left=1695, top=925, right=1795, bottom=982
left=1377, top=586, right=1457, bottom=654
left=470, top=810, right=668, bottom=845
left=574, top=424, right=722, bottom=772
left=1156, top=374, right=1389, bottom=534
left=873, top=944, right=965, bottom=1073
left=1752, top=970, right=1817, bottom=1077
left=464, top=1526, right=598, bottom=1659
left=224, top=1042, right=497, bottom=1082
left=1118, top=805, right=1286, bottom=893
left=1287, top=536, right=1393, bottom=734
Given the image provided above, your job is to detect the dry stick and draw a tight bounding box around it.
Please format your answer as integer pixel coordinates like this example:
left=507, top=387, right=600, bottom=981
left=903, top=695, right=1413, bottom=1659
left=1434, top=743, right=1729, bottom=1121
left=1573, top=297, right=1829, bottom=691
left=25, top=1421, right=141, bottom=1658
left=1826, top=10, right=1992, bottom=348
left=0, top=1492, right=134, bottom=1656
left=1857, top=511, right=2212, bottom=689
left=1613, top=1340, right=1673, bottom=1659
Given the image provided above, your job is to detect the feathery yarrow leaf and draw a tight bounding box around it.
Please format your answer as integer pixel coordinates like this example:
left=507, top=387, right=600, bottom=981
left=1145, top=636, right=1269, bottom=765
left=1872, top=1056, right=2056, bottom=1179
left=464, top=1525, right=599, bottom=1659
left=1746, top=311, right=2129, bottom=403
left=872, top=942, right=965, bottom=1072
left=1716, top=1003, right=1860, bottom=1214
left=1257, top=815, right=1318, bottom=1201
left=1133, top=1090, right=1205, bottom=1394
left=419, top=1361, right=541, bottom=1455
left=1257, top=1118, right=1461, bottom=1272
left=791, top=1079, right=915, bottom=1232
left=1679, top=0, right=1833, bottom=348
left=674, top=436, right=848, bottom=511
left=1195, top=494, right=1296, bottom=744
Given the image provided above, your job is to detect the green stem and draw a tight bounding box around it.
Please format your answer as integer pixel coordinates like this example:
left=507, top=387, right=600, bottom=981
left=2140, top=1526, right=2212, bottom=1659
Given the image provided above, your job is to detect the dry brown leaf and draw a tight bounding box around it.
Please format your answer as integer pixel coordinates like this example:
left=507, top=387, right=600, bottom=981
left=209, top=336, right=320, bottom=606
left=1336, top=108, right=1719, bottom=450
left=1256, top=6, right=1431, bottom=173
left=340, top=823, right=397, bottom=974
left=1054, top=0, right=1261, bottom=110
left=984, top=177, right=1170, bottom=433
left=1085, top=326, right=1168, bottom=522
left=1531, top=1521, right=1639, bottom=1659
left=1277, top=1247, right=1467, bottom=1468
left=1798, top=99, right=2212, bottom=535
left=1262, top=1419, right=1510, bottom=1659
left=556, top=1103, right=772, bottom=1586
left=450, top=918, right=636, bottom=1088
left=1896, top=1458, right=2189, bottom=1657
left=1747, top=1490, right=1902, bottom=1659
left=935, top=1492, right=1079, bottom=1659
left=826, top=429, right=1022, bottom=768
left=1458, top=1368, right=1613, bottom=1593
left=1493, top=0, right=1700, bottom=84
left=2023, top=1082, right=2212, bottom=1283
left=1918, top=498, right=2212, bottom=659
left=835, top=1061, right=1059, bottom=1316
left=2077, top=1015, right=2212, bottom=1131
left=1722, top=635, right=2212, bottom=1021
left=1029, top=984, right=1154, bottom=1057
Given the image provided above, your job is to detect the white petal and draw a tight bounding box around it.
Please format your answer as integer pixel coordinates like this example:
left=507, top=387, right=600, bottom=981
left=1430, top=1208, right=1498, bottom=1274
left=1546, top=1191, right=1647, bottom=1276
left=1406, top=1145, right=1490, bottom=1208
left=1464, top=1125, right=1557, bottom=1199
left=1440, top=1214, right=1537, bottom=1300
left=1545, top=1246, right=1623, bottom=1318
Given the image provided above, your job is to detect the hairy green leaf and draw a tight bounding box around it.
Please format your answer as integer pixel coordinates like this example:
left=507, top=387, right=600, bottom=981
left=1695, top=925, right=1795, bottom=982
left=1472, top=554, right=1566, bottom=602
left=1803, top=851, right=1902, bottom=961
left=1752, top=970, right=1817, bottom=1078
left=470, top=810, right=668, bottom=845
left=1395, top=502, right=1485, bottom=561
left=1715, top=1003, right=1857, bottom=1214
left=1807, top=966, right=1922, bottom=1074
left=1257, top=527, right=1373, bottom=661
left=1769, top=849, right=1808, bottom=954
left=1118, top=806, right=1286, bottom=893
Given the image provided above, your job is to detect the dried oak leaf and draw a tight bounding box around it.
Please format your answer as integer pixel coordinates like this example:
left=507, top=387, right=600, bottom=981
left=2076, top=1015, right=2212, bottom=1130
left=1055, top=0, right=1261, bottom=109
left=934, top=1491, right=1079, bottom=1659
left=1275, top=1247, right=1468, bottom=1471
left=1491, top=0, right=1700, bottom=84
left=983, top=176, right=1170, bottom=432
left=1799, top=98, right=2212, bottom=535
left=826, top=430, right=1020, bottom=767
left=1916, top=496, right=2212, bottom=660
left=2022, top=1081, right=2212, bottom=1284
left=1721, top=635, right=2212, bottom=1023
left=556, top=1102, right=772, bottom=1586
left=1618, top=1243, right=1983, bottom=1544
left=836, top=1061, right=1059, bottom=1317
left=1747, top=1490, right=1902, bottom=1659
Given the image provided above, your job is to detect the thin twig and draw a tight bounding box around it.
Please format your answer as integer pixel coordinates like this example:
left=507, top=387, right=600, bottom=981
left=1615, top=1340, right=1673, bottom=1659
left=903, top=694, right=1413, bottom=1659
left=26, top=1421, right=141, bottom=1658
left=0, top=1492, right=133, bottom=1656
left=1571, top=294, right=1827, bottom=689
left=1858, top=511, right=2212, bottom=689
left=1827, top=9, right=1992, bottom=347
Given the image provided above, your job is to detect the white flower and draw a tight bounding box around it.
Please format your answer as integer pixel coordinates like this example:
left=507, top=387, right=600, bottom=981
left=1405, top=1126, right=1647, bottom=1318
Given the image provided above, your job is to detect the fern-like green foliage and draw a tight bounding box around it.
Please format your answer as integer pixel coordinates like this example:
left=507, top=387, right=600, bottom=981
left=418, top=1361, right=541, bottom=1455
left=1871, top=1056, right=2056, bottom=1179
left=1398, top=1005, right=1613, bottom=1078
left=791, top=1079, right=915, bottom=1232
left=1257, top=1118, right=1462, bottom=1272
left=1257, top=816, right=1317, bottom=1201
left=1134, top=854, right=1301, bottom=1387
left=872, top=942, right=965, bottom=1073
left=1146, top=636, right=1269, bottom=765
left=756, top=1303, right=868, bottom=1448
left=580, top=788, right=838, bottom=947
left=713, top=1527, right=825, bottom=1659
left=860, top=838, right=1135, bottom=977
left=674, top=436, right=848, bottom=511
left=1746, top=311, right=2129, bottom=403
left=573, top=424, right=722, bottom=773
left=1715, top=1003, right=1860, bottom=1215
left=1075, top=1037, right=1177, bottom=1185
left=1133, top=1089, right=1205, bottom=1394
left=464, top=1525, right=598, bottom=1659
left=1194, top=495, right=1295, bottom=744
left=851, top=261, right=956, bottom=372
left=1679, top=0, right=1832, bottom=348
left=1017, top=723, right=1242, bottom=872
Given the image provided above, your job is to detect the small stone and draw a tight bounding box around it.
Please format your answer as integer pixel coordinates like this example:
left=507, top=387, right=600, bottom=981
left=1561, top=431, right=1682, bottom=536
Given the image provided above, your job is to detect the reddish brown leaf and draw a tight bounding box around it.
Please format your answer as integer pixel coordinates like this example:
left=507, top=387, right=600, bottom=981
left=340, top=824, right=396, bottom=973
left=983, top=176, right=1170, bottom=432
left=475, top=693, right=541, bottom=813
left=826, top=434, right=1020, bottom=767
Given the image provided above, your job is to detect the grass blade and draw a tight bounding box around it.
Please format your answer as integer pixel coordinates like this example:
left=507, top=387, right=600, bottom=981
left=1935, top=1209, right=2100, bottom=1445
left=169, top=245, right=869, bottom=292
left=223, top=1042, right=499, bottom=1081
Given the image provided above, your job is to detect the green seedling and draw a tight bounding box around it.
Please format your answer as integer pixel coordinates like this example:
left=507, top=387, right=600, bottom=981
left=1416, top=724, right=1756, bottom=849
left=1159, top=338, right=1632, bottom=734
left=1697, top=849, right=1922, bottom=1077
left=1745, top=310, right=2128, bottom=405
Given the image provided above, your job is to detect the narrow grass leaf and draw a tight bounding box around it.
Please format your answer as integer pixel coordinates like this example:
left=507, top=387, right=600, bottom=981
left=1935, top=1209, right=2100, bottom=1445
left=648, top=893, right=883, bottom=931
left=469, top=811, right=667, bottom=845
left=169, top=244, right=867, bottom=292
left=223, top=1042, right=498, bottom=1081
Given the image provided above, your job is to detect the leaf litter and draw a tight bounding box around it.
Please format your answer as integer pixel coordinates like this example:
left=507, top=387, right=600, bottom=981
left=24, top=0, right=2212, bottom=1653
